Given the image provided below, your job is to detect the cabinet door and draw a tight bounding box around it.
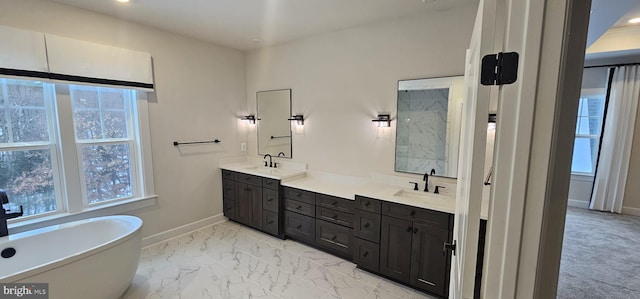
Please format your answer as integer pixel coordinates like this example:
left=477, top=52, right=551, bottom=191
left=222, top=179, right=235, bottom=200
left=262, top=210, right=279, bottom=236
left=284, top=211, right=315, bottom=243
left=249, top=184, right=263, bottom=229
left=352, top=237, right=380, bottom=272
left=379, top=215, right=413, bottom=283
left=235, top=182, right=263, bottom=229
left=263, top=188, right=279, bottom=213
left=223, top=199, right=236, bottom=220
left=410, top=221, right=451, bottom=297
left=235, top=182, right=252, bottom=226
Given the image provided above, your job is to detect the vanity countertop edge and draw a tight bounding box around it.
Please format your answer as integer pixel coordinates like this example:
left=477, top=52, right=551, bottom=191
left=219, top=163, right=489, bottom=220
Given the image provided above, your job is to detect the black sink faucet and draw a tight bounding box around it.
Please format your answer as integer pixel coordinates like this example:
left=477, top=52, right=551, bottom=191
left=430, top=168, right=436, bottom=176
left=263, top=154, right=273, bottom=168
left=277, top=152, right=285, bottom=157
left=0, top=189, right=24, bottom=238
left=423, top=173, right=429, bottom=192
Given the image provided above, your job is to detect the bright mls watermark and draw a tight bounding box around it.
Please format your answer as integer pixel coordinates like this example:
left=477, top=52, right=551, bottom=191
left=0, top=284, right=48, bottom=299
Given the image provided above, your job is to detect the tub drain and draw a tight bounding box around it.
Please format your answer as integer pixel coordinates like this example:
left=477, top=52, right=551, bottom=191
left=1, top=247, right=16, bottom=258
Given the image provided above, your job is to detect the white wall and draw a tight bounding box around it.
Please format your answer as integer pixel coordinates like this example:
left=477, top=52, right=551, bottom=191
left=0, top=0, right=247, bottom=238
left=245, top=3, right=478, bottom=179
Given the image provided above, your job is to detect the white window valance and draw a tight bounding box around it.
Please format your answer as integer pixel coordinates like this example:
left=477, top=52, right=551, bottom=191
left=0, top=25, right=154, bottom=90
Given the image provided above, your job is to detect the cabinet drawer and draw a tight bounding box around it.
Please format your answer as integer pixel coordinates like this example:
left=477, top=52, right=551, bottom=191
left=315, top=219, right=352, bottom=257
left=262, top=210, right=279, bottom=236
left=263, top=177, right=279, bottom=190
left=285, top=198, right=315, bottom=217
left=263, top=188, right=279, bottom=213
left=316, top=194, right=354, bottom=214
left=283, top=187, right=315, bottom=204
left=223, top=199, right=236, bottom=220
left=353, top=209, right=381, bottom=243
left=355, top=196, right=381, bottom=213
left=382, top=202, right=451, bottom=230
left=222, top=169, right=235, bottom=180
left=235, top=173, right=263, bottom=186
left=223, top=179, right=235, bottom=200
left=353, top=237, right=380, bottom=272
left=285, top=211, right=315, bottom=243
left=316, top=206, right=354, bottom=228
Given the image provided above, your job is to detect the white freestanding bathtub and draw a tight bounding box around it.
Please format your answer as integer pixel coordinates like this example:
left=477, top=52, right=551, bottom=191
left=0, top=215, right=143, bottom=299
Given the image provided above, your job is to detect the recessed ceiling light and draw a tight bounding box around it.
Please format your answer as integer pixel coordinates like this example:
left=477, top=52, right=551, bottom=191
left=116, top=0, right=130, bottom=3
left=629, top=18, right=640, bottom=24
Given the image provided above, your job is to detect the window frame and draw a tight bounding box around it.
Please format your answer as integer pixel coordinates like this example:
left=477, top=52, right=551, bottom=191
left=1, top=78, right=155, bottom=229
left=68, top=85, right=141, bottom=206
left=0, top=79, right=66, bottom=220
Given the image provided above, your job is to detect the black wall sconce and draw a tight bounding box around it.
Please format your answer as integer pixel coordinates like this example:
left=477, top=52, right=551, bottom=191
left=288, top=114, right=304, bottom=126
left=372, top=114, right=391, bottom=127
left=242, top=115, right=257, bottom=124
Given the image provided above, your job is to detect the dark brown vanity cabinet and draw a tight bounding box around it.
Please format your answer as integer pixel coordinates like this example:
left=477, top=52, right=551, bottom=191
left=352, top=196, right=453, bottom=298
left=222, top=170, right=283, bottom=237
left=284, top=187, right=316, bottom=243
left=314, top=194, right=354, bottom=258
left=222, top=178, right=236, bottom=220
left=283, top=187, right=354, bottom=259
left=352, top=196, right=382, bottom=272
left=379, top=202, right=453, bottom=298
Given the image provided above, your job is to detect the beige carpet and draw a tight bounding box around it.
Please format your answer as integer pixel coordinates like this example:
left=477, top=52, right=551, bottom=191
left=557, top=207, right=640, bottom=299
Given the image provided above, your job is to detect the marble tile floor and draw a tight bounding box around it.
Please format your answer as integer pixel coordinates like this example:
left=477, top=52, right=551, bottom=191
left=122, top=220, right=437, bottom=299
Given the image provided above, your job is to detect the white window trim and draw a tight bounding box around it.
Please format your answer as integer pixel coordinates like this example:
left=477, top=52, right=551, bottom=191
left=5, top=81, right=156, bottom=233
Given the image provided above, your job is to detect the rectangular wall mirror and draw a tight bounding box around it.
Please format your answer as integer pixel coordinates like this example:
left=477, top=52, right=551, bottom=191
left=395, top=76, right=464, bottom=178
left=257, top=89, right=292, bottom=158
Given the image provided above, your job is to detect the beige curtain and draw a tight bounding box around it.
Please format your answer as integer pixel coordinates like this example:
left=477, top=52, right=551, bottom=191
left=590, top=65, right=640, bottom=213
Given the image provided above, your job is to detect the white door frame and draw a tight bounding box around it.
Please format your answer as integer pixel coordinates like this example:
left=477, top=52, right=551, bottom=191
left=481, top=0, right=590, bottom=298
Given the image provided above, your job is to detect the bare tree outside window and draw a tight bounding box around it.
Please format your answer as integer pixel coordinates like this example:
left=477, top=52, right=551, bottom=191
left=71, top=86, right=135, bottom=204
left=0, top=79, right=58, bottom=216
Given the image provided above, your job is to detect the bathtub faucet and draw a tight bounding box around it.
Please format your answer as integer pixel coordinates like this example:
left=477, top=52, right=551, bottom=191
left=1, top=189, right=23, bottom=237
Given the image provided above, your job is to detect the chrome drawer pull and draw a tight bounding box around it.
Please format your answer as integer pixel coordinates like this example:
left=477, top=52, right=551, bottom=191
left=418, top=279, right=436, bottom=286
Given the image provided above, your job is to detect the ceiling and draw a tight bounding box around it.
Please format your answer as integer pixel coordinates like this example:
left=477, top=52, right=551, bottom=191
left=49, top=0, right=473, bottom=51
left=46, top=0, right=640, bottom=54
left=613, top=1, right=640, bottom=28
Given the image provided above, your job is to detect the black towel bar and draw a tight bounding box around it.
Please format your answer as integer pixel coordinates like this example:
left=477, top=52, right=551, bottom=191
left=173, top=139, right=221, bottom=146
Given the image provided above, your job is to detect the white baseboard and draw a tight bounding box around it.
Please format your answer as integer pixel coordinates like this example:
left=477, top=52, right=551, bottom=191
left=141, top=213, right=226, bottom=247
left=622, top=206, right=640, bottom=217
left=567, top=199, right=589, bottom=209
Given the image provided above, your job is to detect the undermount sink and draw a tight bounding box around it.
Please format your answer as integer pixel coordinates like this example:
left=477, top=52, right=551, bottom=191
left=238, top=165, right=300, bottom=178
left=242, top=165, right=278, bottom=173
left=393, top=189, right=444, bottom=201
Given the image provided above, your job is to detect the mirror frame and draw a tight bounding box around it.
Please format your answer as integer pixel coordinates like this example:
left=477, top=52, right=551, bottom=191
left=394, top=75, right=464, bottom=178
left=257, top=88, right=293, bottom=158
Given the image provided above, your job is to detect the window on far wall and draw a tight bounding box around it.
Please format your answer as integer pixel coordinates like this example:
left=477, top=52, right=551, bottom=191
left=0, top=78, right=151, bottom=220
left=571, top=67, right=609, bottom=175
left=571, top=96, right=605, bottom=174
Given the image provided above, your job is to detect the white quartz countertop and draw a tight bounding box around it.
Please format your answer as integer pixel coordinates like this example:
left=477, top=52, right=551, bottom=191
left=220, top=163, right=306, bottom=181
left=281, top=173, right=489, bottom=220
left=220, top=162, right=489, bottom=220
